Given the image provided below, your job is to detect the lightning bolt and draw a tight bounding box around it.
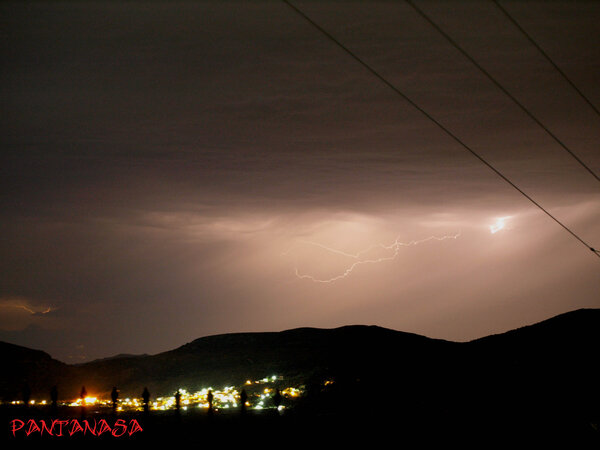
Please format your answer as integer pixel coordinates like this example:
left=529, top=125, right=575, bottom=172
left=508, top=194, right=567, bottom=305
left=291, top=232, right=461, bottom=283
left=4, top=303, right=54, bottom=315
left=15, top=304, right=37, bottom=314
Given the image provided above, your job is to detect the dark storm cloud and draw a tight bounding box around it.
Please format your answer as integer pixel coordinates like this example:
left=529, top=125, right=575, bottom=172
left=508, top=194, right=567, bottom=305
left=1, top=1, right=598, bottom=361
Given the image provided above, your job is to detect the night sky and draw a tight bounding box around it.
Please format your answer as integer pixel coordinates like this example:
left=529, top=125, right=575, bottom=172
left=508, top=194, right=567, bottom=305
left=1, top=1, right=598, bottom=363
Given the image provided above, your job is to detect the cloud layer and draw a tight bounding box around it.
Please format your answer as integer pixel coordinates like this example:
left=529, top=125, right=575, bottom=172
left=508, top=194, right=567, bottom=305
left=1, top=1, right=598, bottom=362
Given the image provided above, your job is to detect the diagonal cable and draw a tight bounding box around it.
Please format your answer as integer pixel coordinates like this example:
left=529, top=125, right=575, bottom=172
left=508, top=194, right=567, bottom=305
left=281, top=0, right=599, bottom=259
left=404, top=0, right=599, bottom=183
left=492, top=0, right=600, bottom=118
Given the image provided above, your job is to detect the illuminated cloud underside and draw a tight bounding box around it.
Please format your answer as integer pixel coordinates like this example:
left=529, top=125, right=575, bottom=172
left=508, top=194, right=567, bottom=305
left=0, top=1, right=598, bottom=361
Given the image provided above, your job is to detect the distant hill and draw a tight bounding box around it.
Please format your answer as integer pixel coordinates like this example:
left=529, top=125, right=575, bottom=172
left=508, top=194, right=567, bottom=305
left=79, top=353, right=150, bottom=365
left=1, top=308, right=599, bottom=428
left=464, top=309, right=600, bottom=418
left=58, top=325, right=455, bottom=400
left=0, top=341, right=68, bottom=401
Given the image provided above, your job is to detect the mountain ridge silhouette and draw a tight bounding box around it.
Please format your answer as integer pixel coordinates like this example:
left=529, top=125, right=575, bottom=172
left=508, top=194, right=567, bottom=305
left=1, top=308, right=598, bottom=413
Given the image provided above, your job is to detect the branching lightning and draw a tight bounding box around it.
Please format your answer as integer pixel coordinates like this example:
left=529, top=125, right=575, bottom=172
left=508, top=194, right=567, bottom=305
left=292, top=232, right=461, bottom=283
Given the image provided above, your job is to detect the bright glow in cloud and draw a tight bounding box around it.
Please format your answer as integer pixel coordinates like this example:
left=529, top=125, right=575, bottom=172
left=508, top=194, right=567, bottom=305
left=490, top=216, right=511, bottom=234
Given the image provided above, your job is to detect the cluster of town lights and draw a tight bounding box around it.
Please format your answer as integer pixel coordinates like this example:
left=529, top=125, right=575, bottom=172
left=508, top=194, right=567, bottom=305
left=7, top=375, right=308, bottom=412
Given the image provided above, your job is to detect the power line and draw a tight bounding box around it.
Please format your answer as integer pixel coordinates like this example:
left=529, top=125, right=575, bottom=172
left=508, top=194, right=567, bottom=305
left=404, top=0, right=599, bottom=183
left=280, top=0, right=599, bottom=260
left=492, top=0, right=600, bottom=118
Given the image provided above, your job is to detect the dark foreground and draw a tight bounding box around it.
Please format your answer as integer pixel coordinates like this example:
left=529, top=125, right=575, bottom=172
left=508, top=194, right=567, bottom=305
left=2, top=310, right=600, bottom=447
left=2, top=404, right=599, bottom=448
